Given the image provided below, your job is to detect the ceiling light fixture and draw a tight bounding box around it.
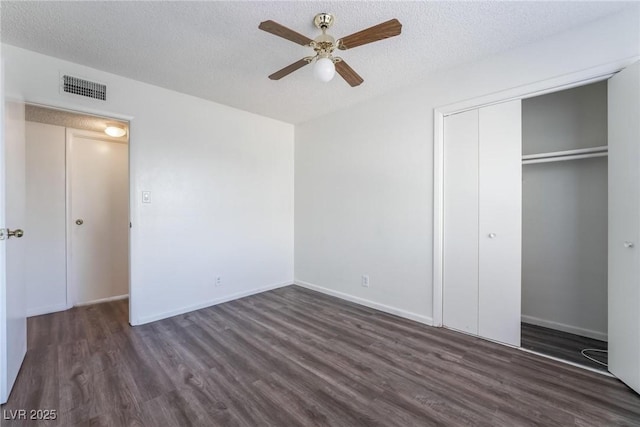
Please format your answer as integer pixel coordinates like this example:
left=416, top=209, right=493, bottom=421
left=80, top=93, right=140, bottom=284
left=313, top=57, right=336, bottom=82
left=259, top=13, right=402, bottom=86
left=105, top=123, right=126, bottom=137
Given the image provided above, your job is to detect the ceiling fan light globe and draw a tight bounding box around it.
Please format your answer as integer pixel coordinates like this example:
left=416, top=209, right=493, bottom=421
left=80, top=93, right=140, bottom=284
left=314, top=57, right=336, bottom=82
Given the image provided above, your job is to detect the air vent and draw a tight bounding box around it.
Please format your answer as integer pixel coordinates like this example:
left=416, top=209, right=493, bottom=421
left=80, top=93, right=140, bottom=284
left=62, top=75, right=106, bottom=101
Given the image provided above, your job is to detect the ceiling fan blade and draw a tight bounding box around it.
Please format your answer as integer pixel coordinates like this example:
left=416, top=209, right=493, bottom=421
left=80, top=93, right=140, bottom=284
left=259, top=20, right=313, bottom=46
left=337, top=18, right=402, bottom=50
left=335, top=60, right=364, bottom=87
left=269, top=59, right=310, bottom=80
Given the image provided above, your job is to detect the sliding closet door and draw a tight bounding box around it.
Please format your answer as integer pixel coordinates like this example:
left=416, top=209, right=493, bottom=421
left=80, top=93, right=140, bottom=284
left=608, top=61, right=640, bottom=394
left=443, top=109, right=479, bottom=335
left=478, top=101, right=522, bottom=347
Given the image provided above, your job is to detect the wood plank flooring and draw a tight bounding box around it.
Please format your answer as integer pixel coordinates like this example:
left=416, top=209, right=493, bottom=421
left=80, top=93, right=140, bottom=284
left=521, top=322, right=608, bottom=371
left=2, top=285, right=639, bottom=426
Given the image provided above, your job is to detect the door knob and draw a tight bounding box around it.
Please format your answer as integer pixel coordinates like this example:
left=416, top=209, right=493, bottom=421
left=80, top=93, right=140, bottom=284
left=7, top=229, right=24, bottom=238
left=75, top=219, right=84, bottom=225
left=624, top=241, right=635, bottom=248
left=488, top=233, right=497, bottom=239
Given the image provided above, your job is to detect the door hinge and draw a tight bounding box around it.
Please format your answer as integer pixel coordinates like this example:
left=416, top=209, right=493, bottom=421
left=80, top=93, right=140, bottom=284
left=0, top=229, right=6, bottom=241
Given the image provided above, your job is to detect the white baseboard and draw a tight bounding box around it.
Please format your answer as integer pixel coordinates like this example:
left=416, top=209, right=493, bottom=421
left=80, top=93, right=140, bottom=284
left=134, top=281, right=293, bottom=325
left=521, top=314, right=607, bottom=342
left=294, top=280, right=433, bottom=326
left=75, top=294, right=129, bottom=307
left=27, top=302, right=70, bottom=318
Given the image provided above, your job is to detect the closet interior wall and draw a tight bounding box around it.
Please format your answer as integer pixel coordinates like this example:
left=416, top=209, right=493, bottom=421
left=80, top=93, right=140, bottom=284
left=521, top=81, right=608, bottom=341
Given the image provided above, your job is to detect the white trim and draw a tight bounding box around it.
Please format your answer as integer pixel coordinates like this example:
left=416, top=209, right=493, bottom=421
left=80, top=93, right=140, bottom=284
left=65, top=128, right=73, bottom=308
left=432, top=111, right=444, bottom=327
left=436, top=55, right=638, bottom=117
left=295, top=280, right=433, bottom=326
left=519, top=347, right=612, bottom=377
left=74, top=294, right=128, bottom=307
left=127, top=122, right=134, bottom=326
left=26, top=303, right=69, bottom=317
left=432, top=56, right=638, bottom=328
left=440, top=72, right=615, bottom=117
left=133, top=281, right=293, bottom=325
left=521, top=315, right=607, bottom=342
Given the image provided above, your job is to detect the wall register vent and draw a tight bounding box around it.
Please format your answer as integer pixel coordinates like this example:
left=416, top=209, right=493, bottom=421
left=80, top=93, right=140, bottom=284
left=62, top=75, right=106, bottom=101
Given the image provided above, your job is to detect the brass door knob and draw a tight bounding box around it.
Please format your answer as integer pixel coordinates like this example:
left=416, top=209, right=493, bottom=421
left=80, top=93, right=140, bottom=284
left=76, top=219, right=84, bottom=225
left=7, top=229, right=24, bottom=238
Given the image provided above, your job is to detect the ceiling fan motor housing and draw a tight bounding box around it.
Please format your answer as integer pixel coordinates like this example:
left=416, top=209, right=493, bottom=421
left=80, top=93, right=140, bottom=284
left=311, top=14, right=337, bottom=59
left=314, top=13, right=334, bottom=30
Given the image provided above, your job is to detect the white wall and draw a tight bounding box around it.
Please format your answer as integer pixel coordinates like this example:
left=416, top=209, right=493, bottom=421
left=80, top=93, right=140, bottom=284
left=522, top=159, right=608, bottom=339
left=2, top=44, right=294, bottom=325
left=295, top=8, right=639, bottom=324
left=25, top=121, right=67, bottom=316
left=521, top=83, right=608, bottom=340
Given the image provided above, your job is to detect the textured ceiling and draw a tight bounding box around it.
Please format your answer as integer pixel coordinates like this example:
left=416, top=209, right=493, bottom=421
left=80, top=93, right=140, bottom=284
left=26, top=104, right=129, bottom=142
left=1, top=1, right=633, bottom=124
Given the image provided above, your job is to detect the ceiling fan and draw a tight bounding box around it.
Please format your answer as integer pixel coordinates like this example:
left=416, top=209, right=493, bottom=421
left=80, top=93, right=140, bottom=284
left=259, top=13, right=402, bottom=87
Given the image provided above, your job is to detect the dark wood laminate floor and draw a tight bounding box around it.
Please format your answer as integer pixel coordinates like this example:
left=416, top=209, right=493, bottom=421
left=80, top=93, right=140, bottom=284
left=521, top=322, right=608, bottom=372
left=2, top=286, right=639, bottom=426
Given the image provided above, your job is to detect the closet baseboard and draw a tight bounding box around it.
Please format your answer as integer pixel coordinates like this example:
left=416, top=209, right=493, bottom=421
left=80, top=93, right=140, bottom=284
left=521, top=315, right=607, bottom=342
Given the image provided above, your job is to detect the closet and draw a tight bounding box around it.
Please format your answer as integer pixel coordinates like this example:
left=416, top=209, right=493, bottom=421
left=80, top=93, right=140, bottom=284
left=441, top=61, right=640, bottom=395
left=443, top=85, right=607, bottom=353
left=520, top=82, right=608, bottom=370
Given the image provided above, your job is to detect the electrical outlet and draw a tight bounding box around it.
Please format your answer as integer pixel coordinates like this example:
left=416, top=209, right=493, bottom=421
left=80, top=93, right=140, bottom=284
left=361, top=275, right=370, bottom=288
left=215, top=276, right=222, bottom=287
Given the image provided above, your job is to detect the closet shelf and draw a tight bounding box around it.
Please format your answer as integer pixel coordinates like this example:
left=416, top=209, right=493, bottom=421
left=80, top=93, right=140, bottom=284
left=522, top=145, right=608, bottom=165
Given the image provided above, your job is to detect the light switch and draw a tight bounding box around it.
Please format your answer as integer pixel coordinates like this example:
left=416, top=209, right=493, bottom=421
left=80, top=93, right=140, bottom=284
left=142, top=191, right=151, bottom=204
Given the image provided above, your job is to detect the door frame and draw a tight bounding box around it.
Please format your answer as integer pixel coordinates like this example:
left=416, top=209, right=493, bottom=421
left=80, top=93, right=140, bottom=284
left=432, top=57, right=638, bottom=328
left=24, top=101, right=135, bottom=325
left=65, top=128, right=129, bottom=308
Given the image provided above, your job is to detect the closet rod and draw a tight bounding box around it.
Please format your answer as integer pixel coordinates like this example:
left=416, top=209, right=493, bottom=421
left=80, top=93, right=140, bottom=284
left=522, top=152, right=608, bottom=165
left=522, top=145, right=608, bottom=161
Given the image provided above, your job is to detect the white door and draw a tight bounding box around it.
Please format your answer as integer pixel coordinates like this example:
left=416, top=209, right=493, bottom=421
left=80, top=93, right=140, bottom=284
left=68, top=129, right=128, bottom=306
left=443, top=101, right=521, bottom=347
left=443, top=109, right=480, bottom=335
left=608, top=61, right=640, bottom=394
left=0, top=72, right=27, bottom=402
left=478, top=100, right=522, bottom=347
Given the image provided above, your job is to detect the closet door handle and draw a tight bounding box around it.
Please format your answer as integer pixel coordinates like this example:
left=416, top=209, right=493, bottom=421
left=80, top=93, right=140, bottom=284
left=624, top=241, right=634, bottom=248
left=488, top=233, right=497, bottom=239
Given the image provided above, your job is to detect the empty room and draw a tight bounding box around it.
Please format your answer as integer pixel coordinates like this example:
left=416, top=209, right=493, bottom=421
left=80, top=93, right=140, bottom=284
left=1, top=1, right=639, bottom=426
